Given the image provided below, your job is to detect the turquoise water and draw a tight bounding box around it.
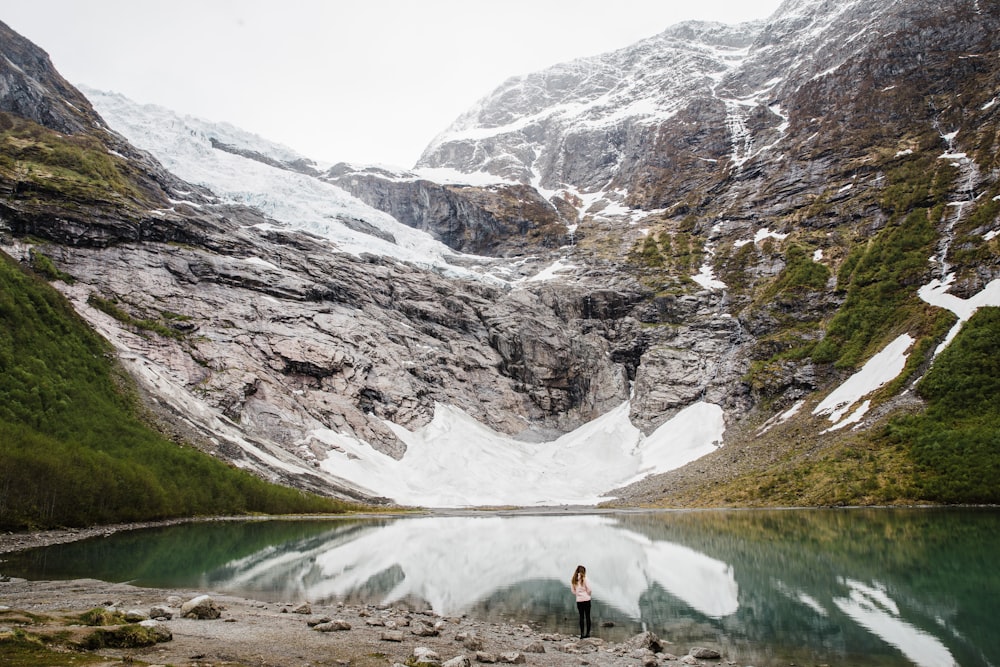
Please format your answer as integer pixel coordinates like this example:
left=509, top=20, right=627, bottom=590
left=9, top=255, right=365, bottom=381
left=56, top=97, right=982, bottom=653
left=2, top=508, right=996, bottom=667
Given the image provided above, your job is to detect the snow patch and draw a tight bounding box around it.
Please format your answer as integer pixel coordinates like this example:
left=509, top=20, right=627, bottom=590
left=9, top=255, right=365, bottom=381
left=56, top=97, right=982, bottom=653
left=525, top=257, right=576, bottom=283
left=314, top=401, right=725, bottom=508
left=757, top=400, right=805, bottom=436
left=692, top=223, right=727, bottom=290
left=691, top=263, right=727, bottom=290
left=411, top=167, right=518, bottom=186
left=918, top=274, right=1000, bottom=356
left=812, top=334, right=914, bottom=426
left=734, top=228, right=789, bottom=248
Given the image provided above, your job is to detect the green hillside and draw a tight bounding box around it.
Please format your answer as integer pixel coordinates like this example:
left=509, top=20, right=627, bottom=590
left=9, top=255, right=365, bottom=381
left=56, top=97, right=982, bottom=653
left=887, top=307, right=1000, bottom=503
left=0, top=250, right=360, bottom=530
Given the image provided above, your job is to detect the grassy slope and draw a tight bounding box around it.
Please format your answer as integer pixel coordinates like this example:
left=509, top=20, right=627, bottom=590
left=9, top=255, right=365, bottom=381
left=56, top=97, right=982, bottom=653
left=0, top=250, right=360, bottom=530
left=636, top=306, right=1000, bottom=509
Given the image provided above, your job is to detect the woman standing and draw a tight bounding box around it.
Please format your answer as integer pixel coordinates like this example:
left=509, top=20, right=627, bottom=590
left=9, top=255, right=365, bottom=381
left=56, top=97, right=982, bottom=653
left=571, top=564, right=592, bottom=639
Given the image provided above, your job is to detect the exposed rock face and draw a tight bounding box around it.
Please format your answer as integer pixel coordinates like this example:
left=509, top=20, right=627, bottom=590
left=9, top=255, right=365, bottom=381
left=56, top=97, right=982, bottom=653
left=0, top=21, right=97, bottom=135
left=326, top=165, right=572, bottom=256
left=14, top=223, right=637, bottom=455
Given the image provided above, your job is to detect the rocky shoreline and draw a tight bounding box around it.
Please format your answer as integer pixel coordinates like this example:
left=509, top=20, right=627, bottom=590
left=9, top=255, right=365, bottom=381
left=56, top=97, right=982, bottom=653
left=0, top=517, right=748, bottom=667
left=0, top=577, right=735, bottom=667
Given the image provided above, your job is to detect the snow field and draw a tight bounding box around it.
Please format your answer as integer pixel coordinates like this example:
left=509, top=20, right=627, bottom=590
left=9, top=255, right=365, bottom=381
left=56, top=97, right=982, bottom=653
left=312, top=401, right=724, bottom=507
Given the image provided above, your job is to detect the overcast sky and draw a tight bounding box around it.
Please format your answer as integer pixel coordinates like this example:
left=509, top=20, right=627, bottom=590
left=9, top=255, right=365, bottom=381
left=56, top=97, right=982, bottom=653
left=2, top=0, right=785, bottom=167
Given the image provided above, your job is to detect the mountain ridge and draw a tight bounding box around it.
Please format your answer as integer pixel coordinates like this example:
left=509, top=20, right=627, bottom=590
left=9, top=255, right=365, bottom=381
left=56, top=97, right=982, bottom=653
left=1, top=0, right=999, bottom=517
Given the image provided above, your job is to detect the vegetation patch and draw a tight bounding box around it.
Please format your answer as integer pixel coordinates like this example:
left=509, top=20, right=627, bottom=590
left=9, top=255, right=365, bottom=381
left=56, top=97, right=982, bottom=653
left=27, top=249, right=74, bottom=284
left=77, top=608, right=127, bottom=627
left=86, top=293, right=187, bottom=340
left=0, top=249, right=364, bottom=530
left=887, top=307, right=1000, bottom=503
left=0, top=112, right=146, bottom=207
left=812, top=206, right=942, bottom=368
left=0, top=629, right=107, bottom=667
left=79, top=624, right=162, bottom=650
left=627, top=226, right=705, bottom=294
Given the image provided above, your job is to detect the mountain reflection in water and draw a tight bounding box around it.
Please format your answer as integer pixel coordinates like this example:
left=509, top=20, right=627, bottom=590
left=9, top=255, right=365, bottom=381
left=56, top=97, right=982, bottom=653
left=215, top=514, right=737, bottom=618
left=5, top=509, right=997, bottom=667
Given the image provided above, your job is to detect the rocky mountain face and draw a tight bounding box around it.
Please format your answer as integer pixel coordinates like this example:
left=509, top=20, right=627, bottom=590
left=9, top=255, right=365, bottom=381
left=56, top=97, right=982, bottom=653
left=331, top=0, right=1000, bottom=425
left=1, top=0, right=999, bottom=505
left=325, top=165, right=574, bottom=257
left=0, top=18, right=643, bottom=501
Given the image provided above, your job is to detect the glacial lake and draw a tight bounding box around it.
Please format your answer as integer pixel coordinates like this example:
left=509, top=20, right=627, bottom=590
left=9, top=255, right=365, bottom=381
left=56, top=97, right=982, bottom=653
left=2, top=508, right=997, bottom=667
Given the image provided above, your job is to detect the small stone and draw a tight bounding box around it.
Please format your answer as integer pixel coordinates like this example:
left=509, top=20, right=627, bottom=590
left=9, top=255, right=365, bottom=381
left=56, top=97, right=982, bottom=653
left=124, top=608, right=148, bottom=622
left=523, top=640, right=545, bottom=653
left=380, top=630, right=405, bottom=642
left=180, top=595, right=221, bottom=620
left=149, top=605, right=173, bottom=620
left=690, top=647, right=721, bottom=659
left=307, top=615, right=333, bottom=627
left=475, top=652, right=497, bottom=663
left=138, top=619, right=172, bottom=643
left=413, top=647, right=441, bottom=666
left=626, top=632, right=665, bottom=653
left=498, top=651, right=526, bottom=664
left=412, top=624, right=440, bottom=637
left=314, top=620, right=352, bottom=632
left=292, top=603, right=312, bottom=615
left=443, top=657, right=472, bottom=667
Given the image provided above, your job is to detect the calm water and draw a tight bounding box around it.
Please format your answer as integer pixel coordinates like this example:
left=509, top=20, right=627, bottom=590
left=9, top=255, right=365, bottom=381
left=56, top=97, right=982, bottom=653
left=2, top=508, right=996, bottom=667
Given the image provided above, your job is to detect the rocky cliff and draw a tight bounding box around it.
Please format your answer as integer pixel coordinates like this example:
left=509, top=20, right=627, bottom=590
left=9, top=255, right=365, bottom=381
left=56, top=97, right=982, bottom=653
left=1, top=0, right=999, bottom=507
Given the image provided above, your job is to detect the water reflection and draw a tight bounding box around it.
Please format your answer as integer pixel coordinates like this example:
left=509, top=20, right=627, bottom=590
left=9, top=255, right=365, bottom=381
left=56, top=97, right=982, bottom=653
left=3, top=508, right=997, bottom=667
left=835, top=579, right=956, bottom=667
left=214, top=515, right=738, bottom=619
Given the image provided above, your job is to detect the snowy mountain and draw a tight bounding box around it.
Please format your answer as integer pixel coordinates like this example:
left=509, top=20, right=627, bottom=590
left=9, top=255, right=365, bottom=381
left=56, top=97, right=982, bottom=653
left=80, top=88, right=474, bottom=275
left=417, top=19, right=760, bottom=196
left=2, top=0, right=999, bottom=509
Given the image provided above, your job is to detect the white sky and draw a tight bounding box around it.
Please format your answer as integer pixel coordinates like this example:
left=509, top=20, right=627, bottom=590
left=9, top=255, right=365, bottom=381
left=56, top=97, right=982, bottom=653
left=2, top=0, right=784, bottom=167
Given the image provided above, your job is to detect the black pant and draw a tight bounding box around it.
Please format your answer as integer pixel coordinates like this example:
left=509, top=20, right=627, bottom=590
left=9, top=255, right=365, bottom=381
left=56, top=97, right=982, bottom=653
left=576, top=600, right=591, bottom=638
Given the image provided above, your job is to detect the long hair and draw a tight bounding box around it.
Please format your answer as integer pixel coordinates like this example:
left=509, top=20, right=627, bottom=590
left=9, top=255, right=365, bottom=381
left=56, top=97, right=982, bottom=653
left=571, top=564, right=587, bottom=587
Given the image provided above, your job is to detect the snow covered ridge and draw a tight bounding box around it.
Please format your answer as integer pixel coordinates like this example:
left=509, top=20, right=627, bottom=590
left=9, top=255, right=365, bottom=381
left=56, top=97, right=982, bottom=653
left=81, top=88, right=474, bottom=276
left=423, top=20, right=761, bottom=152
left=417, top=20, right=763, bottom=187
